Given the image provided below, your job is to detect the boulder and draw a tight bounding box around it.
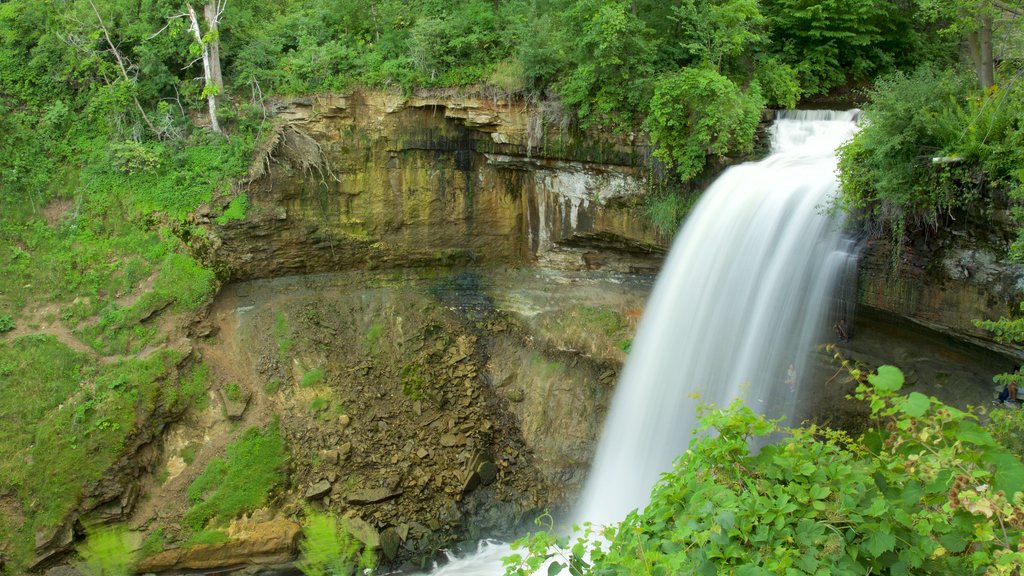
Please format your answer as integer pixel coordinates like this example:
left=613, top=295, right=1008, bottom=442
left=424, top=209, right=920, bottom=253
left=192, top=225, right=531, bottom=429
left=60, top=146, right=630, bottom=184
left=345, top=488, right=402, bottom=505
left=136, top=517, right=301, bottom=573
left=304, top=480, right=332, bottom=501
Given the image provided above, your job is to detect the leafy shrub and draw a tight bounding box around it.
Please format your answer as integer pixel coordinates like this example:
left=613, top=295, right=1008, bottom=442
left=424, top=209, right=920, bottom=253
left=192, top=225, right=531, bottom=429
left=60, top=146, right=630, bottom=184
left=110, top=140, right=163, bottom=174
left=645, top=67, right=763, bottom=181
left=0, top=314, right=14, bottom=333
left=837, top=65, right=976, bottom=236
left=506, top=365, right=1024, bottom=575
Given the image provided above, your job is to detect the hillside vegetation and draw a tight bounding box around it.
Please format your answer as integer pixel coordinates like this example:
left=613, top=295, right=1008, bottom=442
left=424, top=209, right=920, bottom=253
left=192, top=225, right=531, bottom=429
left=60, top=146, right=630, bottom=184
left=1, top=0, right=1023, bottom=573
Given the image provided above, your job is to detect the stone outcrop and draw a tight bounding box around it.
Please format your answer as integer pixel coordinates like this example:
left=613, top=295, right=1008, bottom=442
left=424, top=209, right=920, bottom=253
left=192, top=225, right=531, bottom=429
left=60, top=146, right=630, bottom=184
left=857, top=208, right=1024, bottom=354
left=136, top=517, right=300, bottom=573
left=201, top=91, right=665, bottom=280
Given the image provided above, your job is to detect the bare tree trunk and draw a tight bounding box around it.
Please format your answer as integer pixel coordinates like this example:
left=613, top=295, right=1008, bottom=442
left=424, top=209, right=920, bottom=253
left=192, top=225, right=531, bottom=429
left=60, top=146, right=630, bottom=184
left=185, top=2, right=221, bottom=135
left=203, top=2, right=224, bottom=91
left=979, top=14, right=995, bottom=90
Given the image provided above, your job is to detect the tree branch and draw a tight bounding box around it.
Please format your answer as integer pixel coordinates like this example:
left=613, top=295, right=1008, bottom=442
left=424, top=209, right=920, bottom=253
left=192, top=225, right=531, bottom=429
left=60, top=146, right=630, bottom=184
left=87, top=0, right=159, bottom=136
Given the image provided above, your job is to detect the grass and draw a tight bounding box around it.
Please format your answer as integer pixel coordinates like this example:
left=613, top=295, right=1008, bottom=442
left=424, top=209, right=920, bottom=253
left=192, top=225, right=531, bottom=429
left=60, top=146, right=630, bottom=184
left=183, top=422, right=288, bottom=533
left=310, top=396, right=330, bottom=414
left=73, top=253, right=216, bottom=355
left=139, top=528, right=167, bottom=558
left=224, top=382, right=243, bottom=402
left=0, top=336, right=190, bottom=573
left=264, top=378, right=283, bottom=395
left=180, top=443, right=200, bottom=466
left=301, top=367, right=326, bottom=388
left=186, top=529, right=229, bottom=547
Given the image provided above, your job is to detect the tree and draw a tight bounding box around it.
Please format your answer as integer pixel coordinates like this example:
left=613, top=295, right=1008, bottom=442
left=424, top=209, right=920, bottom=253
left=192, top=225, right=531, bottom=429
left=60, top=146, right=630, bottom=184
left=167, top=1, right=226, bottom=134
left=916, top=0, right=1024, bottom=90
left=644, top=67, right=763, bottom=181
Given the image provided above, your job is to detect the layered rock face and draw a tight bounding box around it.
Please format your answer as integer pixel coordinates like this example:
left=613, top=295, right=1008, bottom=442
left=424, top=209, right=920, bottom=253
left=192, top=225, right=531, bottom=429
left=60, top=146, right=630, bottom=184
left=857, top=209, right=1024, bottom=353
left=204, top=91, right=665, bottom=279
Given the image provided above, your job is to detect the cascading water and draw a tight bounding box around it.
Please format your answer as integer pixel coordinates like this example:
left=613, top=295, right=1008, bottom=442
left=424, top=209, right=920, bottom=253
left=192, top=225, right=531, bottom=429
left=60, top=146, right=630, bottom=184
left=412, top=110, right=860, bottom=574
left=575, top=110, right=859, bottom=526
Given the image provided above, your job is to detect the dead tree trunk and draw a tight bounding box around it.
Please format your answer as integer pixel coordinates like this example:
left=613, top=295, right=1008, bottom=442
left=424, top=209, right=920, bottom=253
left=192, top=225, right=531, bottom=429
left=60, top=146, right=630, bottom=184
left=185, top=1, right=223, bottom=135
left=203, top=2, right=224, bottom=92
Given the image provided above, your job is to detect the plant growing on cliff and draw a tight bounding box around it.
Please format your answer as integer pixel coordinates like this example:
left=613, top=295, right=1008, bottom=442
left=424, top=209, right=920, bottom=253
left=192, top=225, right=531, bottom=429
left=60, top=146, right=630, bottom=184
left=183, top=423, right=287, bottom=533
left=297, top=513, right=376, bottom=576
left=505, top=364, right=1024, bottom=575
left=645, top=68, right=763, bottom=182
left=75, top=527, right=138, bottom=576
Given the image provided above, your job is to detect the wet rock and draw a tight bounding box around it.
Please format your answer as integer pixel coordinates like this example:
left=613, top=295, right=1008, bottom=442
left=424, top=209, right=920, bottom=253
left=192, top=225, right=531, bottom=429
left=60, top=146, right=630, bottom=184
left=477, top=461, right=498, bottom=486
left=30, top=524, right=73, bottom=571
left=343, top=515, right=380, bottom=550
left=44, top=566, right=82, bottom=576
left=380, top=527, right=402, bottom=561
left=304, top=480, right=332, bottom=501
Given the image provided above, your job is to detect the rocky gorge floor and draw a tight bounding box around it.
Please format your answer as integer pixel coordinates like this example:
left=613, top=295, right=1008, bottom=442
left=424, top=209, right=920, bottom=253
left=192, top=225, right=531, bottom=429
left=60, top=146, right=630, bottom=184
left=116, top=264, right=1016, bottom=575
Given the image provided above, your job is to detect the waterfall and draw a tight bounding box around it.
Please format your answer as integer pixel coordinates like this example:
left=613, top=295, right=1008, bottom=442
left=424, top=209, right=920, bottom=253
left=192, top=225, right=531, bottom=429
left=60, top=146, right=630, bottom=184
left=574, top=110, right=859, bottom=525
left=412, top=110, right=859, bottom=574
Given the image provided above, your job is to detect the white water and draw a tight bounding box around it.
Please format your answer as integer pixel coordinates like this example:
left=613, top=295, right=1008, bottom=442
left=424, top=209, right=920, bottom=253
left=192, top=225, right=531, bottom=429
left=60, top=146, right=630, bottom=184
left=411, top=111, right=860, bottom=574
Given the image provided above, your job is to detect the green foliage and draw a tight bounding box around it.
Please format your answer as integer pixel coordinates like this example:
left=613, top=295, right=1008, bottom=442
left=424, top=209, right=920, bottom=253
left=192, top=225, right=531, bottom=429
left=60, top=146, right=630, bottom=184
left=264, top=378, right=283, bottom=395
left=183, top=423, right=288, bottom=533
left=672, top=0, right=765, bottom=72
left=644, top=192, right=697, bottom=235
left=645, top=68, right=763, bottom=181
left=0, top=336, right=187, bottom=572
left=224, top=382, right=243, bottom=402
left=309, top=395, right=330, bottom=414
left=75, top=527, right=138, bottom=576
left=400, top=363, right=425, bottom=400
left=297, top=513, right=377, bottom=576
left=215, top=193, right=249, bottom=226
left=555, top=0, right=657, bottom=130
left=839, top=64, right=1023, bottom=243
left=186, top=529, right=230, bottom=547
left=506, top=364, right=1024, bottom=575
left=110, top=141, right=163, bottom=174
left=0, top=314, right=14, bottom=333
left=762, top=0, right=924, bottom=96
left=301, top=367, right=325, bottom=388
left=139, top=528, right=166, bottom=559
left=180, top=443, right=200, bottom=466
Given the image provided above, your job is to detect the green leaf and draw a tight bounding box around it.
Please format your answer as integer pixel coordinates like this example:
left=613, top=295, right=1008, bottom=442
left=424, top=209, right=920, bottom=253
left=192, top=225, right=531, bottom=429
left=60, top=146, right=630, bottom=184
left=939, top=531, right=968, bottom=554
left=955, top=421, right=996, bottom=447
left=900, top=392, right=930, bottom=417
left=869, top=365, right=904, bottom=392
left=863, top=527, right=896, bottom=557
